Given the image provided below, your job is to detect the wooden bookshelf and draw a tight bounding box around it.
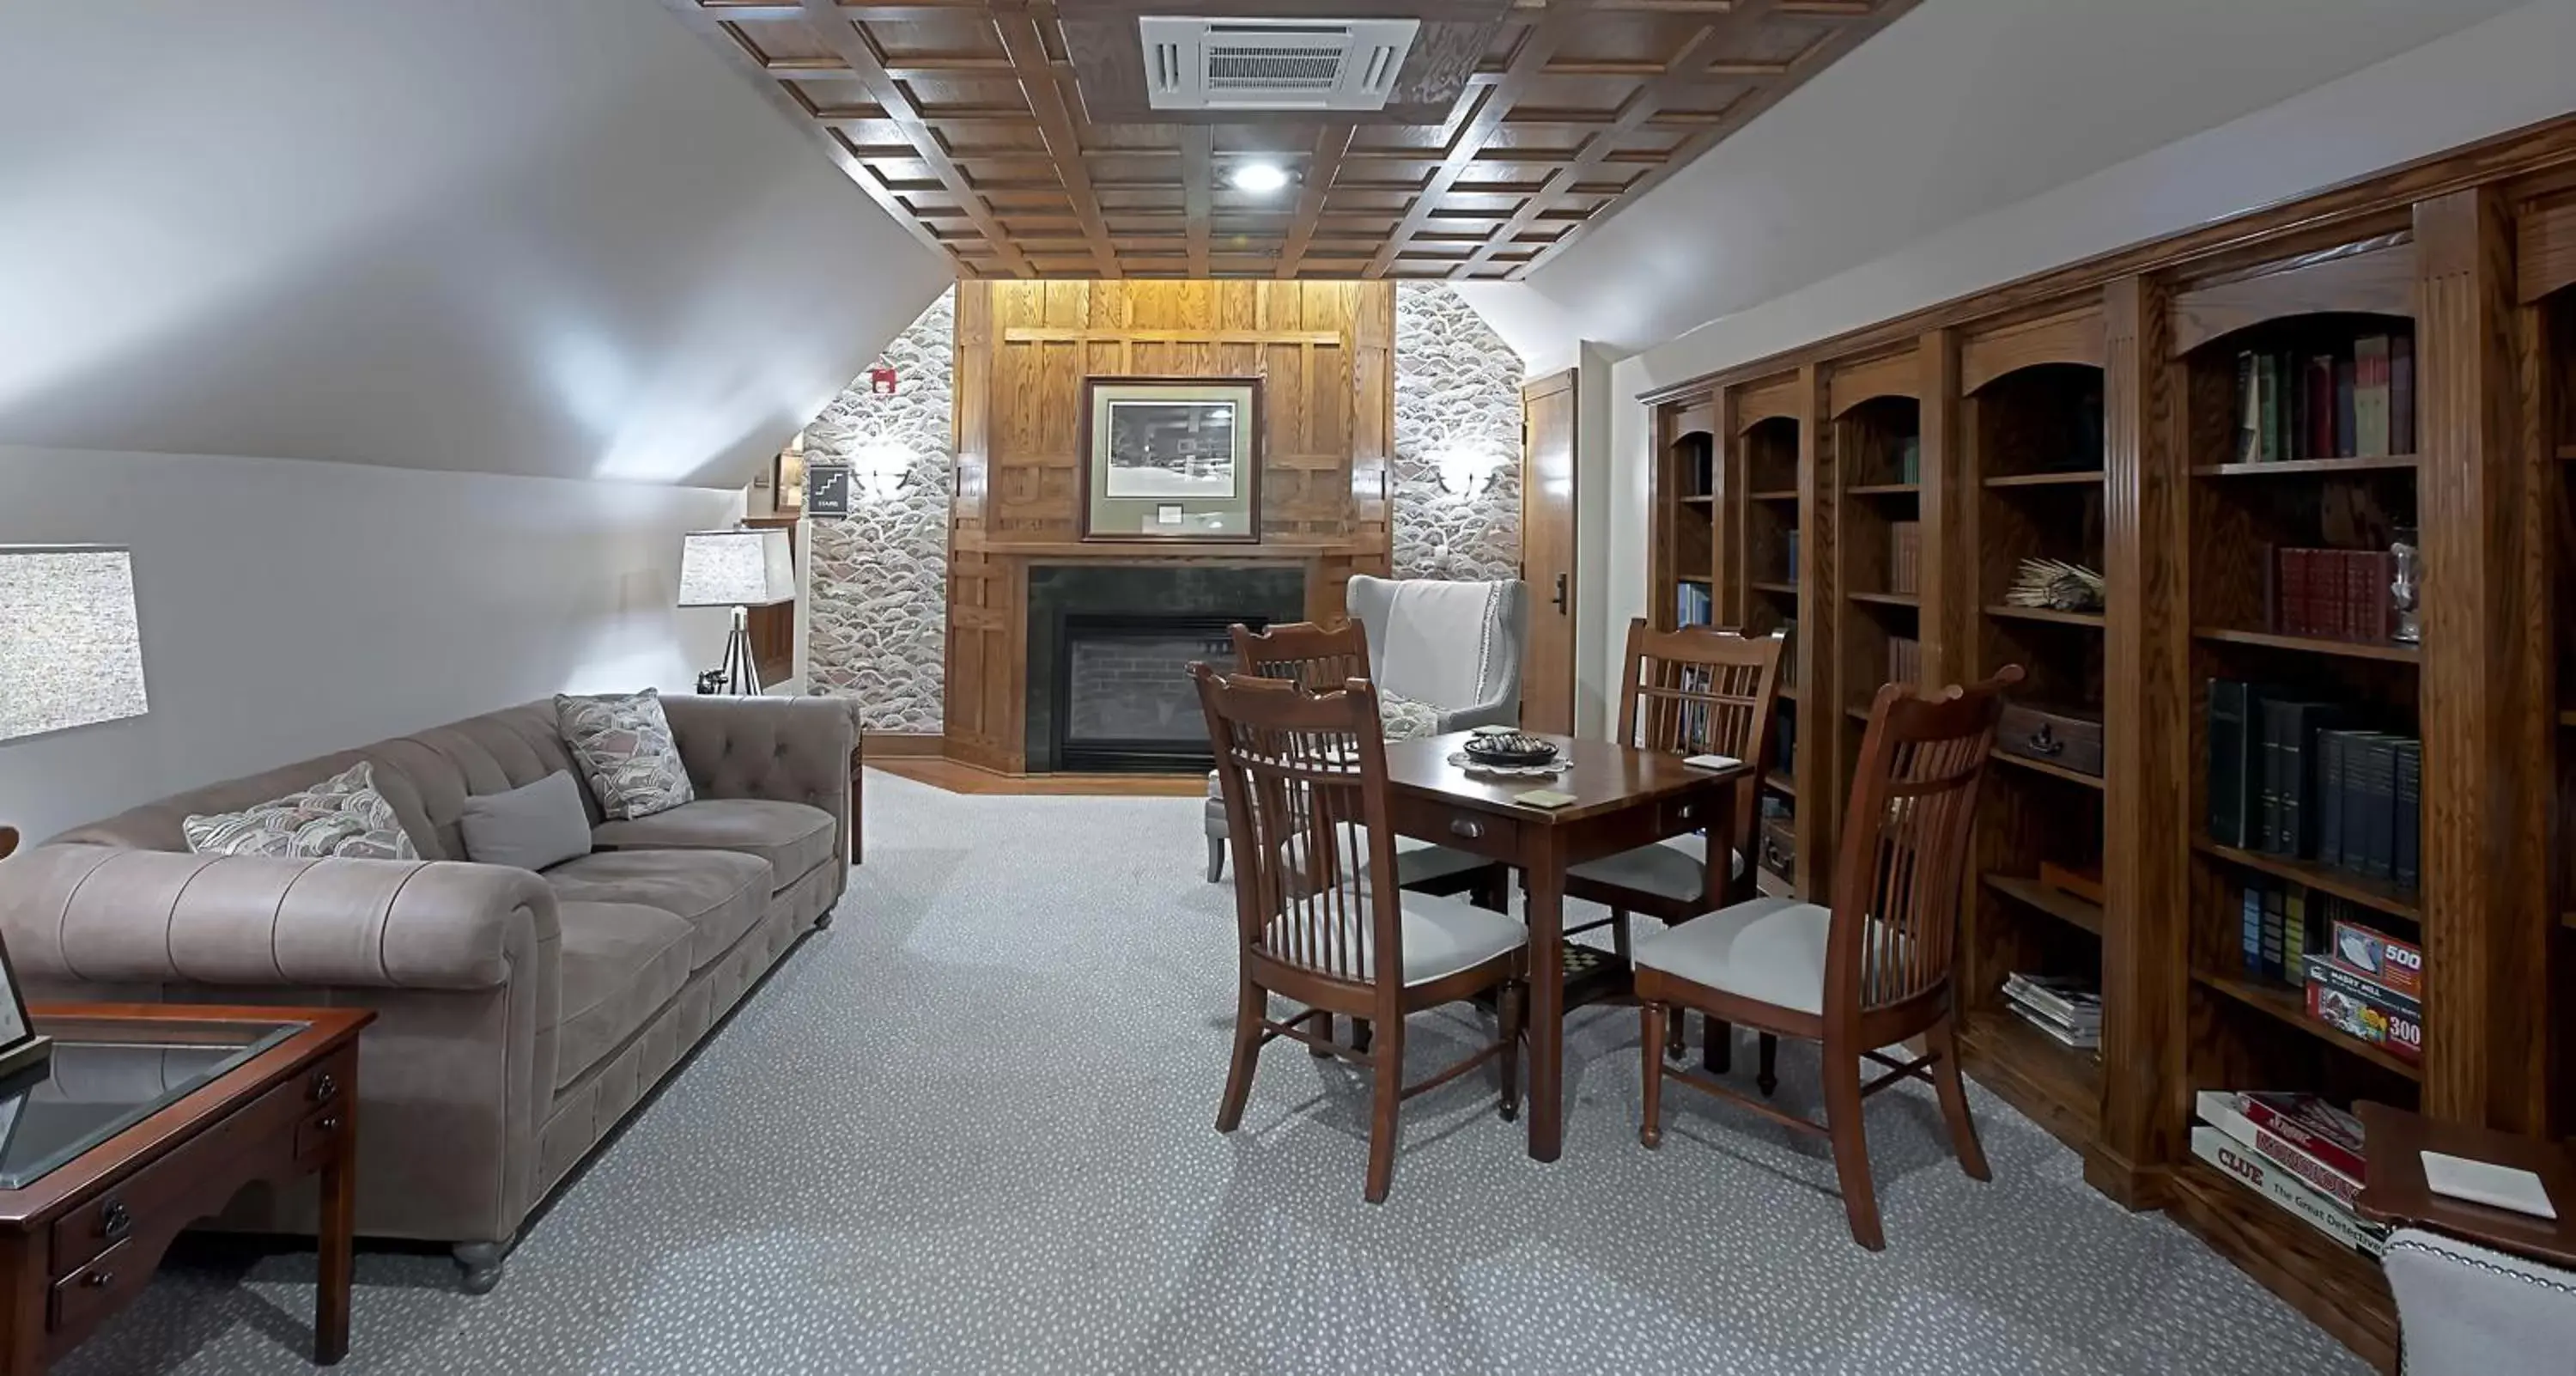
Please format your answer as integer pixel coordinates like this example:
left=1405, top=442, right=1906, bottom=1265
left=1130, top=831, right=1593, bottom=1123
left=1634, top=127, right=2576, bottom=1368
left=1650, top=400, right=1719, bottom=632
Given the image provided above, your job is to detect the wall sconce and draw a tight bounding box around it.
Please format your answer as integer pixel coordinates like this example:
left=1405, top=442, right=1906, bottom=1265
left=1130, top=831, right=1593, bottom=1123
left=1435, top=447, right=1505, bottom=496
left=850, top=440, right=913, bottom=501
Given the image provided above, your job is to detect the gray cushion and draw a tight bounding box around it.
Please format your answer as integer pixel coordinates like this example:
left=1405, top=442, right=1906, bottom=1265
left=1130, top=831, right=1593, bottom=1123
left=1568, top=833, right=1747, bottom=905
left=458, top=770, right=592, bottom=872
left=551, top=901, right=694, bottom=1089
left=544, top=849, right=771, bottom=971
left=591, top=798, right=836, bottom=890
left=1394, top=891, right=1527, bottom=985
left=1633, top=897, right=1831, bottom=1014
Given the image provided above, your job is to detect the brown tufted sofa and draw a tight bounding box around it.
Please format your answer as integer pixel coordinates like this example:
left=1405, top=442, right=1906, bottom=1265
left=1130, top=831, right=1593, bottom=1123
left=0, top=695, right=853, bottom=1293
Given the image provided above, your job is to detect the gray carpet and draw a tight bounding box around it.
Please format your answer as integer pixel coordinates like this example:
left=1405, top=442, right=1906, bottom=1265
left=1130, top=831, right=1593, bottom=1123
left=70, top=770, right=2369, bottom=1375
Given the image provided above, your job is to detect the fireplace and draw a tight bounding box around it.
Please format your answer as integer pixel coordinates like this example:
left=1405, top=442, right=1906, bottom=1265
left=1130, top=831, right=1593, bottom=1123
left=1024, top=563, right=1305, bottom=772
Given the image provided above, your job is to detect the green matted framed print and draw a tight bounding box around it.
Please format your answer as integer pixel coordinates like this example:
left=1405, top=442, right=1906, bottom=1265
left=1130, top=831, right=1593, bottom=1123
left=1078, top=377, right=1262, bottom=541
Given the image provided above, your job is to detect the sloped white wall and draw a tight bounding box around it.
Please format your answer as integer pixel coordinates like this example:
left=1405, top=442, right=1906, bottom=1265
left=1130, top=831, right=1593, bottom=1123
left=0, top=0, right=950, bottom=488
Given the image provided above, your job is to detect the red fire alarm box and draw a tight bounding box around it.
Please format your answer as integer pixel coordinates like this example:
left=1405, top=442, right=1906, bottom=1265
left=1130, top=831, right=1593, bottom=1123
left=868, top=367, right=897, bottom=395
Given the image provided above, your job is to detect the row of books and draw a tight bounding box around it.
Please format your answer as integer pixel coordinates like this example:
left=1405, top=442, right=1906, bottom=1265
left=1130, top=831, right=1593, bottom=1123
left=1776, top=618, right=1798, bottom=691
left=2206, top=680, right=2421, bottom=892
left=1888, top=521, right=1922, bottom=597
left=1675, top=581, right=1714, bottom=628
left=2239, top=880, right=2426, bottom=1063
left=1893, top=436, right=1922, bottom=486
left=1886, top=635, right=1922, bottom=687
left=2270, top=547, right=2398, bottom=643
left=2233, top=333, right=2415, bottom=464
left=2002, top=972, right=2099, bottom=1050
left=2190, top=1090, right=2383, bottom=1257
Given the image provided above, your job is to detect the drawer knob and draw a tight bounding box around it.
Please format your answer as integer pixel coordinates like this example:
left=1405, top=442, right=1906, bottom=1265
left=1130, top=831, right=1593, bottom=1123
left=318, top=1116, right=342, bottom=1134
left=1676, top=803, right=1696, bottom=821
left=2025, top=724, right=2064, bottom=758
left=82, top=1269, right=112, bottom=1289
left=100, top=1200, right=131, bottom=1241
left=312, top=1072, right=338, bottom=1102
left=1449, top=818, right=1485, bottom=840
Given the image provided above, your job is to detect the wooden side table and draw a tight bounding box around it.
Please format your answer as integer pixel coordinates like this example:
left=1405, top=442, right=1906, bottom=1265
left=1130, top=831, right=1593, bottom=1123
left=0, top=1004, right=374, bottom=1372
left=2356, top=1100, right=2576, bottom=1266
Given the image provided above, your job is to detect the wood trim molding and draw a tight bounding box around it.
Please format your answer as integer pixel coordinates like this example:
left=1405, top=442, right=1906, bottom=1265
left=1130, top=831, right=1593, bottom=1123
left=1959, top=307, right=2108, bottom=394
left=1640, top=113, right=2576, bottom=405
left=862, top=731, right=945, bottom=758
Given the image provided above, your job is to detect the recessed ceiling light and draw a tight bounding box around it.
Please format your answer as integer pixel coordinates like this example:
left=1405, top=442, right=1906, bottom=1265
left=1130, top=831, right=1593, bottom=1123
left=1229, top=162, right=1291, bottom=194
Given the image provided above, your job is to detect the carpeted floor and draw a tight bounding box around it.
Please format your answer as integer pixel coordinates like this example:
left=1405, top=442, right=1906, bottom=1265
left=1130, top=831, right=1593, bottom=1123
left=70, top=770, right=2370, bottom=1375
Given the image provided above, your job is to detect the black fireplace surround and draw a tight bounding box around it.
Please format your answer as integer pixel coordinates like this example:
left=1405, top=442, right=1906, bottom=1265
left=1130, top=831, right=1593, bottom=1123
left=1024, top=564, right=1305, bottom=772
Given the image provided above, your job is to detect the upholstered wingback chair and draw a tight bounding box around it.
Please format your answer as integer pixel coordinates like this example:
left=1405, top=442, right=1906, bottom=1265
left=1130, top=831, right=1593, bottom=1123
left=1201, top=575, right=1528, bottom=882
left=2382, top=1227, right=2576, bottom=1375
left=1345, top=575, right=1528, bottom=733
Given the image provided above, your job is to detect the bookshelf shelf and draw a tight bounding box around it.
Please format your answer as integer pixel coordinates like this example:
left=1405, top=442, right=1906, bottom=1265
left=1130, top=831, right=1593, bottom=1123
left=2190, top=838, right=2421, bottom=923
left=1984, top=873, right=2104, bottom=936
left=1764, top=770, right=1795, bottom=798
left=1847, top=482, right=1920, bottom=497
left=1749, top=489, right=1800, bottom=502
left=1751, top=580, right=1798, bottom=595
left=1956, top=1008, right=2102, bottom=1152
left=1679, top=574, right=1711, bottom=584
left=1846, top=591, right=1920, bottom=609
left=2190, top=454, right=2419, bottom=478
left=2166, top=1160, right=2394, bottom=1370
left=1983, top=470, right=2105, bottom=488
left=2191, top=969, right=2425, bottom=1081
left=1680, top=494, right=1715, bottom=506
left=2190, top=627, right=2421, bottom=665
left=1992, top=752, right=2106, bottom=791
left=1776, top=685, right=1800, bottom=703
left=1984, top=605, right=2105, bottom=628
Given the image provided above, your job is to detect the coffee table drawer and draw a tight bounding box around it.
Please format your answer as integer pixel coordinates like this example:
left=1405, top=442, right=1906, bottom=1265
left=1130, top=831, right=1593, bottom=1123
left=50, top=1239, right=143, bottom=1336
left=1391, top=796, right=1520, bottom=862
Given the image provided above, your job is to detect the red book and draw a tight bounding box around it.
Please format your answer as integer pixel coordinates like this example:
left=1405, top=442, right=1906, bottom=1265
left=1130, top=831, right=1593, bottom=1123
left=2239, top=1091, right=2369, bottom=1184
left=2275, top=549, right=2300, bottom=636
left=2330, top=551, right=2356, bottom=642
left=2347, top=551, right=2389, bottom=642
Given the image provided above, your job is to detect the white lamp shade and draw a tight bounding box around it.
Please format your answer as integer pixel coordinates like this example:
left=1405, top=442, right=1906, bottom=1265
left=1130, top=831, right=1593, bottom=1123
left=0, top=545, right=149, bottom=742
left=677, top=527, right=795, bottom=607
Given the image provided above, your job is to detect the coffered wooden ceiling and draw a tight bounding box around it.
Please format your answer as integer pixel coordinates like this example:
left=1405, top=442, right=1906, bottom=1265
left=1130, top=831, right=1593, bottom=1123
left=668, top=0, right=1917, bottom=280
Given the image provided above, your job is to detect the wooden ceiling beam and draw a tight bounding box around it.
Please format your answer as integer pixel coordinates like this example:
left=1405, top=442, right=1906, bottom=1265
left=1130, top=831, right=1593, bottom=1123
left=1451, top=6, right=1764, bottom=277
left=794, top=0, right=1031, bottom=276
left=1182, top=126, right=1214, bottom=277
left=1363, top=0, right=1598, bottom=277
left=991, top=9, right=1121, bottom=277
left=1275, top=123, right=1357, bottom=280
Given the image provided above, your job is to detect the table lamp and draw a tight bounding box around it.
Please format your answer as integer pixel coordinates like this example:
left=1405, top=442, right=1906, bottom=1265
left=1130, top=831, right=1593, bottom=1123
left=677, top=527, right=795, bottom=695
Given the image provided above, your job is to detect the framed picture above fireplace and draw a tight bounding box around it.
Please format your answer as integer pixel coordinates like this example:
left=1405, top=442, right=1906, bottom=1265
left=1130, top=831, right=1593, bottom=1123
left=1079, top=377, right=1261, bottom=542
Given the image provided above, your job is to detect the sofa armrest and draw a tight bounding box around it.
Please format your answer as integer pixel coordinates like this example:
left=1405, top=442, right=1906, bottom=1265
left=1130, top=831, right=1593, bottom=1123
left=660, top=695, right=857, bottom=866
left=1435, top=700, right=1520, bottom=734
left=0, top=845, right=560, bottom=992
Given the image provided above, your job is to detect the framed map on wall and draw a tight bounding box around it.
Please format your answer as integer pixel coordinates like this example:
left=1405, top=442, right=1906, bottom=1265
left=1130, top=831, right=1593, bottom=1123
left=1079, top=377, right=1261, bottom=541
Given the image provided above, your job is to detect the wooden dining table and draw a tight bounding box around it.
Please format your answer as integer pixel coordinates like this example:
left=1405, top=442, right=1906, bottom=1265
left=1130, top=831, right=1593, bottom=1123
left=1379, top=731, right=1750, bottom=1161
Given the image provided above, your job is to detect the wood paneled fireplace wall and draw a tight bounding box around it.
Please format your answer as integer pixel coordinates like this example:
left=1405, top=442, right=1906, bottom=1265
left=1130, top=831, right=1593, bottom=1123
left=943, top=280, right=1396, bottom=772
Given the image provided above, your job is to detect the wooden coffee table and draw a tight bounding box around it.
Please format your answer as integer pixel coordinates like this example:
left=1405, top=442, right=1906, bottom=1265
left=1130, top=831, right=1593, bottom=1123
left=0, top=1004, right=373, bottom=1372
left=1381, top=731, right=1748, bottom=1162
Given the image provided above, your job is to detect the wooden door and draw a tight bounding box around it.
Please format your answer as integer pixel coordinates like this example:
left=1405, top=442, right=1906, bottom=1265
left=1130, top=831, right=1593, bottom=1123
left=1521, top=368, right=1578, bottom=734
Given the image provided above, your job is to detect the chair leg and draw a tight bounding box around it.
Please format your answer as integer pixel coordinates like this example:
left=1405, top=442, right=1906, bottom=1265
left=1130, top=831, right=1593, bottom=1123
left=1610, top=908, right=1632, bottom=964
left=1756, top=1032, right=1778, bottom=1097
left=1364, top=1016, right=1404, bottom=1203
left=1206, top=835, right=1225, bottom=883
left=1822, top=1050, right=1885, bottom=1251
left=1497, top=980, right=1524, bottom=1122
left=1352, top=1019, right=1374, bottom=1055
left=1306, top=1009, right=1333, bottom=1058
left=1704, top=1018, right=1732, bottom=1074
left=1664, top=1008, right=1687, bottom=1062
left=1929, top=1020, right=1991, bottom=1181
left=1638, top=1002, right=1667, bottom=1150
left=1218, top=982, right=1264, bottom=1132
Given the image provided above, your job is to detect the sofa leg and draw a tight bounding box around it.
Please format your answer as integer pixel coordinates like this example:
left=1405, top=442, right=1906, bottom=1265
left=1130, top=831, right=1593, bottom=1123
left=453, top=1239, right=512, bottom=1295
left=1206, top=835, right=1226, bottom=883
left=812, top=907, right=836, bottom=931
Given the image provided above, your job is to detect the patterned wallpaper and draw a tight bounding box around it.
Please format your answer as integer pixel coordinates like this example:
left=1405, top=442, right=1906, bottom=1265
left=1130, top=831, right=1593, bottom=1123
left=804, top=288, right=952, bottom=734
left=1393, top=283, right=1526, bottom=582
left=805, top=283, right=1527, bottom=733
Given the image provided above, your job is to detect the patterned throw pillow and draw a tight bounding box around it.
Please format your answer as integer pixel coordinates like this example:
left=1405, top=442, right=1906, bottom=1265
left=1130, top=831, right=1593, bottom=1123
left=555, top=690, right=696, bottom=821
left=184, top=761, right=420, bottom=861
left=1377, top=689, right=1443, bottom=742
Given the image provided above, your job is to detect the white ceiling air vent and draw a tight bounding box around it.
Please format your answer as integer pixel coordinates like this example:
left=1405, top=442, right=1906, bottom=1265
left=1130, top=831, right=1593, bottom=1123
left=1139, top=16, right=1420, bottom=111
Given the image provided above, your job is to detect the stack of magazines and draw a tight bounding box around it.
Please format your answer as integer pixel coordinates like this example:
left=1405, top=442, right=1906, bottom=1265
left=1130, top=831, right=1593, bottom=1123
left=2002, top=972, right=2101, bottom=1050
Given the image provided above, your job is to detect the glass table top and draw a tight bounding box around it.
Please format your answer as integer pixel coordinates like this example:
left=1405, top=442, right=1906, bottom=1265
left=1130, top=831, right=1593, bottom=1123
left=0, top=1016, right=303, bottom=1190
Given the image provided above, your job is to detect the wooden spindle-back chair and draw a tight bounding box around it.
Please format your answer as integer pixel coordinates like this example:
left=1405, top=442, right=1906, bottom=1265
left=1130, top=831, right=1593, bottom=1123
left=1633, top=665, right=2022, bottom=1250
left=1196, top=663, right=1527, bottom=1203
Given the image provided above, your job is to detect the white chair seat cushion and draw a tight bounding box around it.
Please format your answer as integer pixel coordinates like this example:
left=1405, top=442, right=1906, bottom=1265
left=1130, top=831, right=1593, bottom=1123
left=1632, top=896, right=1832, bottom=1014
left=1567, top=832, right=1747, bottom=904
left=1394, top=891, right=1527, bottom=985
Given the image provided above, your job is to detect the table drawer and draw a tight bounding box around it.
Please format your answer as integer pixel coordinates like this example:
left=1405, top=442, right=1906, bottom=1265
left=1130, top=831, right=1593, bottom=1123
left=295, top=1101, right=350, bottom=1167
left=1659, top=790, right=1723, bottom=839
left=1392, top=798, right=1520, bottom=862
left=50, top=1239, right=144, bottom=1336
left=50, top=1048, right=352, bottom=1277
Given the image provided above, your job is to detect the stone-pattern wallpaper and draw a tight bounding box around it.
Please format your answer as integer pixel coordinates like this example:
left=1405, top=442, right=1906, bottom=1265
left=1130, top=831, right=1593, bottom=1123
left=805, top=288, right=952, bottom=734
left=1392, top=283, right=1525, bottom=582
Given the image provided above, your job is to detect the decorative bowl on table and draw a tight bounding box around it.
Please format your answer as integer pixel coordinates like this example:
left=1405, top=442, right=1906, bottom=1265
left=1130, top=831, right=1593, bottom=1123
left=1461, top=732, right=1560, bottom=768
